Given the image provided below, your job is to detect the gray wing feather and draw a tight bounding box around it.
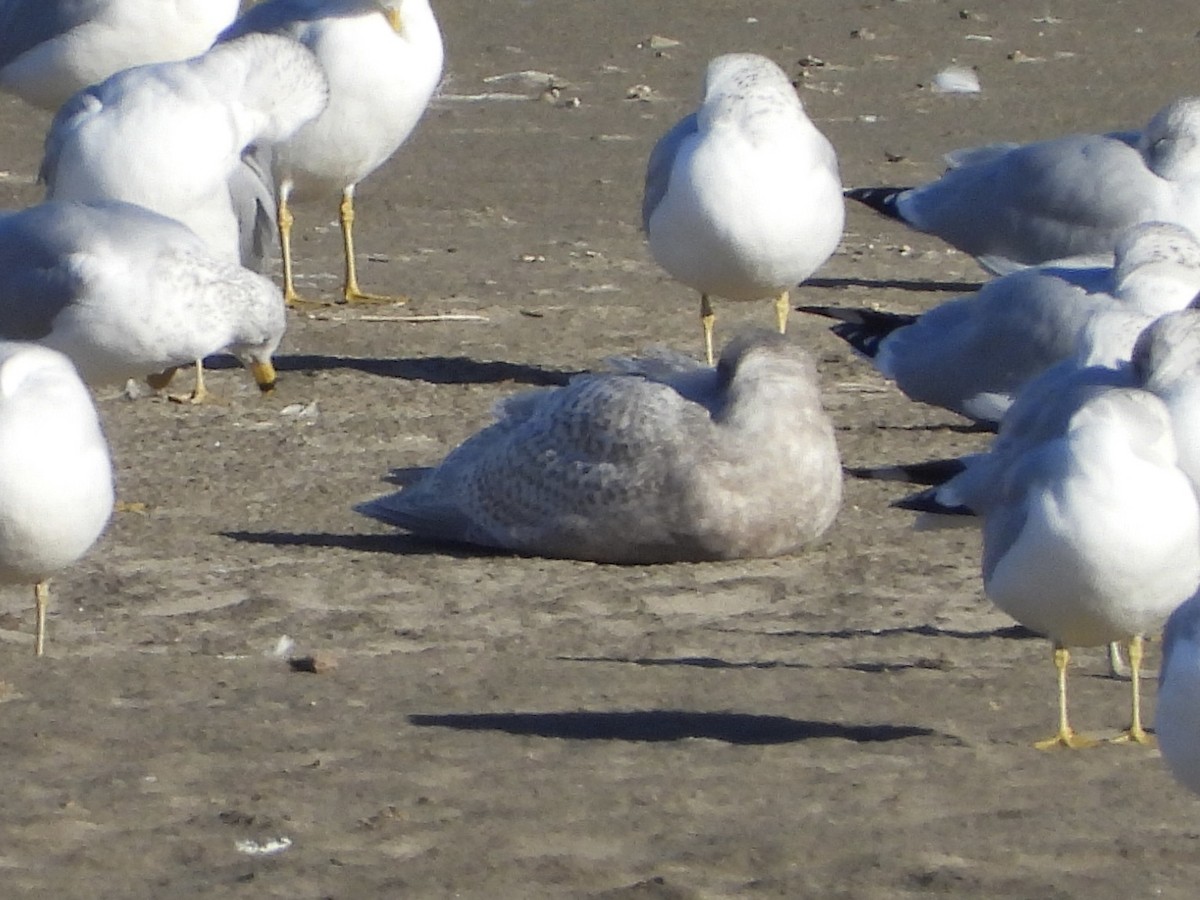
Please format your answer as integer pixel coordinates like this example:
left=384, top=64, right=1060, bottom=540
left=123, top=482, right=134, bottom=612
left=354, top=494, right=482, bottom=548
left=218, top=0, right=372, bottom=41
left=642, top=112, right=697, bottom=232
left=231, top=144, right=278, bottom=272
left=0, top=207, right=87, bottom=339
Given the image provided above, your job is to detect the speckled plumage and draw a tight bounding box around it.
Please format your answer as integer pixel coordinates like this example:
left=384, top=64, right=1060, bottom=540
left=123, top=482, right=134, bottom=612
left=0, top=200, right=285, bottom=388
left=358, top=332, right=843, bottom=564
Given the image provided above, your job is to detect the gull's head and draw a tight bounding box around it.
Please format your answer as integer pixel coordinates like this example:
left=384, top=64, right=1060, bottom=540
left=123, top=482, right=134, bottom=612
left=700, top=53, right=801, bottom=126
left=0, top=343, right=91, bottom=410
left=377, top=0, right=436, bottom=35
left=1131, top=308, right=1200, bottom=391
left=703, top=53, right=791, bottom=98
left=714, top=329, right=824, bottom=412
left=1065, top=388, right=1179, bottom=469
left=228, top=273, right=287, bottom=394
left=1112, top=221, right=1200, bottom=315
left=1140, top=97, right=1200, bottom=181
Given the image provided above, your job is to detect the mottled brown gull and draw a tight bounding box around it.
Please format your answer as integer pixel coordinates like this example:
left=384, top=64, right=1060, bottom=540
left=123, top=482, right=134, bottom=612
left=357, top=331, right=843, bottom=564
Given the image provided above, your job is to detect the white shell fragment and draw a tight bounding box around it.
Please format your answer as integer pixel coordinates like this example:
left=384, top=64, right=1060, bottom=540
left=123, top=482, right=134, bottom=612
left=235, top=837, right=293, bottom=856
left=932, top=66, right=981, bottom=94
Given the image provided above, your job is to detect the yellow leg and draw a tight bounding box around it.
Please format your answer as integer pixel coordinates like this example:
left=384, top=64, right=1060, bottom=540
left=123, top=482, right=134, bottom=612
left=1034, top=644, right=1099, bottom=750
left=34, top=581, right=48, bottom=657
left=774, top=289, right=790, bottom=334
left=167, top=360, right=210, bottom=404
left=1111, top=634, right=1155, bottom=745
left=340, top=188, right=407, bottom=305
left=700, top=293, right=716, bottom=367
left=278, top=192, right=302, bottom=306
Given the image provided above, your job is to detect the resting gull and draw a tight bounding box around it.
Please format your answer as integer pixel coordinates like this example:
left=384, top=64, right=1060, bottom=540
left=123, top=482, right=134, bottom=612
left=357, top=331, right=843, bottom=564
left=847, top=97, right=1200, bottom=274
left=800, top=221, right=1200, bottom=425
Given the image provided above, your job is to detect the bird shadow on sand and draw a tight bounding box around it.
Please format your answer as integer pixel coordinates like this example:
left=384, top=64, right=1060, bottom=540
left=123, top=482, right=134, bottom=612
left=736, top=623, right=1038, bottom=641
left=806, top=275, right=983, bottom=294
left=407, top=709, right=942, bottom=745
left=871, top=421, right=997, bottom=435
left=204, top=353, right=578, bottom=387
left=558, top=653, right=965, bottom=676
left=220, top=529, right=512, bottom=559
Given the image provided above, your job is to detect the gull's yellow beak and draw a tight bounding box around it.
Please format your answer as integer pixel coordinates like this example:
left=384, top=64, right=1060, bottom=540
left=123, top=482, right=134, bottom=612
left=382, top=5, right=403, bottom=32
left=251, top=359, right=277, bottom=394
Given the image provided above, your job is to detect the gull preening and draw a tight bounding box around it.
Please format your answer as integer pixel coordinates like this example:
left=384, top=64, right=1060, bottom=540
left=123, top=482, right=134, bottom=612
left=0, top=342, right=113, bottom=656
left=0, top=200, right=285, bottom=399
left=643, top=53, right=844, bottom=365
left=1131, top=308, right=1200, bottom=487
left=218, top=0, right=444, bottom=304
left=848, top=97, right=1200, bottom=273
left=0, top=0, right=239, bottom=110
left=801, top=221, right=1200, bottom=425
left=40, top=32, right=329, bottom=271
left=357, top=331, right=843, bottom=564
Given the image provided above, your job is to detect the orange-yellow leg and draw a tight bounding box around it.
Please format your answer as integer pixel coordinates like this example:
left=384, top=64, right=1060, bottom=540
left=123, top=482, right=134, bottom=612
left=700, top=293, right=716, bottom=366
left=173, top=360, right=210, bottom=404
left=278, top=191, right=304, bottom=306
left=150, top=360, right=209, bottom=404
left=1111, top=634, right=1154, bottom=746
left=1034, top=644, right=1100, bottom=750
left=34, top=581, right=48, bottom=657
left=774, top=289, right=790, bottom=334
left=340, top=187, right=407, bottom=305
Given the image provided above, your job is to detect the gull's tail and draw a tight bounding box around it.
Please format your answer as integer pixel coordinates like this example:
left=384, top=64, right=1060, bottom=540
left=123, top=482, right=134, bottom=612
left=845, top=186, right=909, bottom=220
left=795, top=305, right=915, bottom=359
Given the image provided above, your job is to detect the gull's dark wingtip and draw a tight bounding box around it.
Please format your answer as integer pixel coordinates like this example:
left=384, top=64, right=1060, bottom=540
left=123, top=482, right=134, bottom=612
left=845, top=186, right=910, bottom=220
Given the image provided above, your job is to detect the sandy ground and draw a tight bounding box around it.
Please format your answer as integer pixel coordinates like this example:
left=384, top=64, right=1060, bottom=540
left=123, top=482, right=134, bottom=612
left=3, top=1, right=1200, bottom=896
